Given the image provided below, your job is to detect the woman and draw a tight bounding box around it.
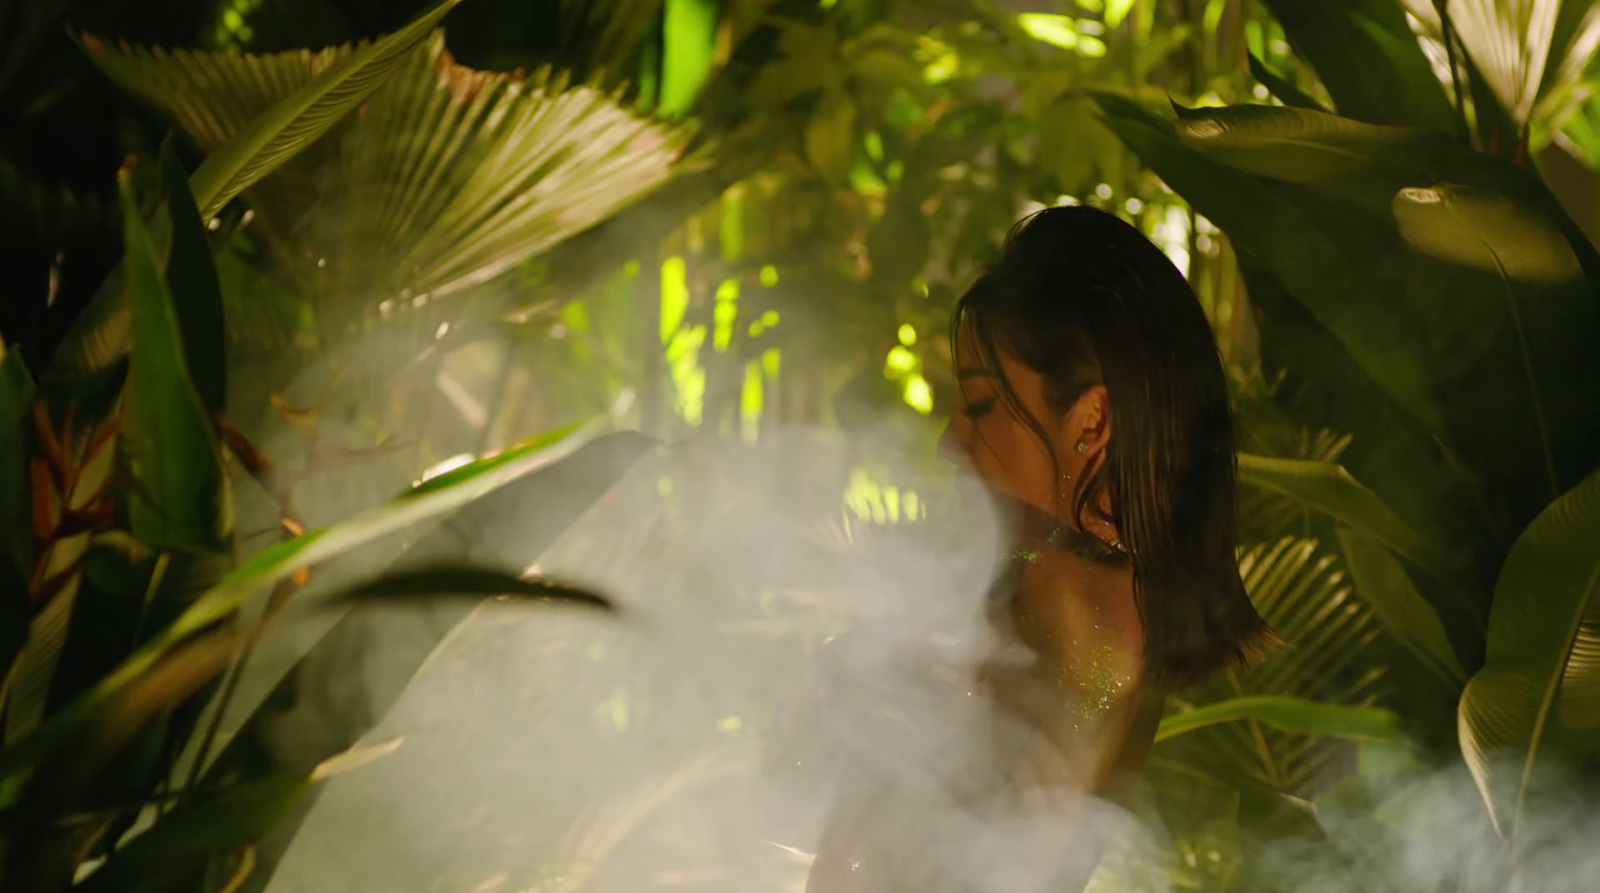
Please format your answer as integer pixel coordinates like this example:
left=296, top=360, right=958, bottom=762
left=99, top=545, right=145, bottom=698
left=801, top=205, right=1273, bottom=891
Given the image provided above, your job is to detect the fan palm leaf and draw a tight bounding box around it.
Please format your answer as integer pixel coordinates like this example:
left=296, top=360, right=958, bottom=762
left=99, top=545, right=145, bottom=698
left=83, top=30, right=697, bottom=330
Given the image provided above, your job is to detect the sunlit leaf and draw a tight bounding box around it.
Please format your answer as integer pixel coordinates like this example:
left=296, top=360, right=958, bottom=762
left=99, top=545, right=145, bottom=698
left=660, top=0, right=720, bottom=117
left=805, top=90, right=858, bottom=184
left=1459, top=468, right=1600, bottom=837
left=82, top=0, right=467, bottom=219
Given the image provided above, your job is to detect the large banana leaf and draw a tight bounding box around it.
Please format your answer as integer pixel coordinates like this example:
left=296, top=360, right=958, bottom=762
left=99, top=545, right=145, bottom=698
left=1097, top=95, right=1600, bottom=547
left=1458, top=467, right=1600, bottom=839
left=83, top=30, right=695, bottom=330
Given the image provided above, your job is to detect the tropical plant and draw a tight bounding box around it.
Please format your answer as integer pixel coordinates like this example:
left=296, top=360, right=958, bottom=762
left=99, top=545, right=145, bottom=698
left=0, top=2, right=690, bottom=889
left=1091, top=0, right=1600, bottom=875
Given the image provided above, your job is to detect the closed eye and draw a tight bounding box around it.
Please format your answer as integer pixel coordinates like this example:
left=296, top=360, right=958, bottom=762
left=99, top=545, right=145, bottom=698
left=963, top=397, right=996, bottom=419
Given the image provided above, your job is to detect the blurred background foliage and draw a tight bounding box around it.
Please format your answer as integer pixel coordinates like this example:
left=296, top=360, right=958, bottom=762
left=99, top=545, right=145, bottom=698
left=4, top=0, right=1600, bottom=891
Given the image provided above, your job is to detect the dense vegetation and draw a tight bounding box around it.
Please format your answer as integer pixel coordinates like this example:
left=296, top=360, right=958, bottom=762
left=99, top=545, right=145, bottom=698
left=2, top=1, right=1598, bottom=891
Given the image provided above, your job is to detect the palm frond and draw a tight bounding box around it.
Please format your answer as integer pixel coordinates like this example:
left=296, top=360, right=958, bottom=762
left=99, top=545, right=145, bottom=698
left=81, top=30, right=697, bottom=328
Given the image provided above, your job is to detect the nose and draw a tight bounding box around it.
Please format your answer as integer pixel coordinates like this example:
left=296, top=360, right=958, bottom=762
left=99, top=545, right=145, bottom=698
left=936, top=417, right=967, bottom=466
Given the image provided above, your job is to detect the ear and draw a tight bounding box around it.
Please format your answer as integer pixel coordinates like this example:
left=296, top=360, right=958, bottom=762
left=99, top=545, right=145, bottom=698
left=1068, top=385, right=1112, bottom=453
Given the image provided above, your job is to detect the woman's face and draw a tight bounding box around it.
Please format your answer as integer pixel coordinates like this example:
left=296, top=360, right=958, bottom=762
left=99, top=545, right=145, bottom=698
left=938, top=323, right=1110, bottom=527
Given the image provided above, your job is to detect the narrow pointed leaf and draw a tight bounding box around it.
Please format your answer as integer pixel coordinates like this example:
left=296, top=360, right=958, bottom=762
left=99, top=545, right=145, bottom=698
left=1459, top=468, right=1600, bottom=837
left=1247, top=52, right=1328, bottom=112
left=158, top=141, right=227, bottom=416
left=329, top=564, right=612, bottom=611
left=1157, top=696, right=1402, bottom=743
left=117, top=166, right=230, bottom=552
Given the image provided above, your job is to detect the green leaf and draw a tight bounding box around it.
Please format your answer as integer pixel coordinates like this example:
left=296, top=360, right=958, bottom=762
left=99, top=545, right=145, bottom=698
left=82, top=0, right=465, bottom=219
left=328, top=564, right=613, bottom=611
left=81, top=32, right=695, bottom=318
left=805, top=90, right=858, bottom=184
left=1459, top=468, right=1600, bottom=838
left=76, top=773, right=310, bottom=893
left=1247, top=51, right=1328, bottom=112
left=0, top=348, right=35, bottom=576
left=1238, top=454, right=1466, bottom=590
left=1336, top=525, right=1469, bottom=687
left=660, top=0, right=720, bottom=117
left=0, top=412, right=618, bottom=784
left=1157, top=695, right=1402, bottom=743
left=1259, top=0, right=1456, bottom=132
left=1171, top=103, right=1438, bottom=208
left=117, top=165, right=231, bottom=553
left=158, top=141, right=227, bottom=417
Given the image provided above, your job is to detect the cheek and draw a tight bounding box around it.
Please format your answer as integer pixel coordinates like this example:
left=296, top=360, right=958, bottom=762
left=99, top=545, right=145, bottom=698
left=966, top=416, right=1059, bottom=511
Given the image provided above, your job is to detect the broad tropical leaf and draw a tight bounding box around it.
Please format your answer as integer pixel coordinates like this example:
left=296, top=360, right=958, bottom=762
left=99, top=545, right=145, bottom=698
left=1337, top=526, right=1469, bottom=688
left=1098, top=94, right=1600, bottom=546
left=1257, top=0, right=1457, bottom=132
left=81, top=30, right=694, bottom=325
left=1238, top=454, right=1467, bottom=589
left=1458, top=468, right=1600, bottom=837
left=81, top=0, right=466, bottom=219
left=1156, top=695, right=1402, bottom=743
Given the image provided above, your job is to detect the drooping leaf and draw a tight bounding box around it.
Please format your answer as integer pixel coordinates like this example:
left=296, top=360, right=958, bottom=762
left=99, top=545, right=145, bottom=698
left=327, top=563, right=613, bottom=611
left=83, top=0, right=466, bottom=219
left=1238, top=454, right=1467, bottom=590
left=75, top=773, right=310, bottom=893
left=1247, top=51, right=1329, bottom=112
left=1336, top=526, right=1469, bottom=688
left=1459, top=468, right=1600, bottom=837
left=806, top=90, right=858, bottom=184
left=1258, top=0, right=1457, bottom=132
left=157, top=141, right=227, bottom=417
left=116, top=165, right=231, bottom=553
left=1157, top=695, right=1403, bottom=743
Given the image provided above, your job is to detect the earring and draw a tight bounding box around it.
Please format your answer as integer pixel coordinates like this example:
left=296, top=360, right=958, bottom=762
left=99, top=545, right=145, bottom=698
left=1075, top=441, right=1088, bottom=454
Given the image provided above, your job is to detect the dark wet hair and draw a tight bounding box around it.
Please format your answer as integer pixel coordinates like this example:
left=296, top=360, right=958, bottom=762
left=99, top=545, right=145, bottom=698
left=952, top=205, right=1272, bottom=691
